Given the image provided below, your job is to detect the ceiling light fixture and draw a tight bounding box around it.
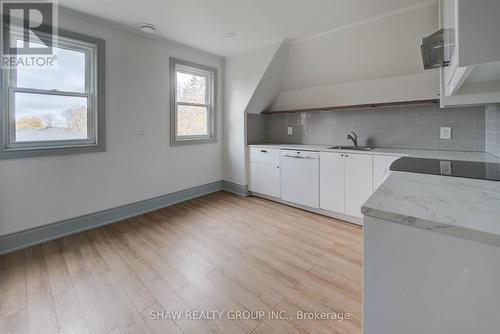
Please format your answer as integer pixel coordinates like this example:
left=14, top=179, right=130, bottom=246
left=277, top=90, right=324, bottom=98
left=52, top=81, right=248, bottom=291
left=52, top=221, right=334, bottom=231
left=140, top=23, right=157, bottom=34
left=226, top=32, right=237, bottom=38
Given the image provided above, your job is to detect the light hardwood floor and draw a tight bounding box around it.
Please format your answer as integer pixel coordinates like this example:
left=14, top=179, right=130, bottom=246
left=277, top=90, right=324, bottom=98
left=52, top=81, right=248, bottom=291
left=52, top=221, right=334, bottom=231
left=0, top=192, right=363, bottom=334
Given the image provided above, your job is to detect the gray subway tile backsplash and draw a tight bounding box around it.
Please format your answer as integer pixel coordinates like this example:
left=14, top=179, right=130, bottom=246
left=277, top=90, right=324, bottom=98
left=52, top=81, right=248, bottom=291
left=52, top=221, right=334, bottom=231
left=248, top=104, right=488, bottom=152
left=485, top=105, right=500, bottom=157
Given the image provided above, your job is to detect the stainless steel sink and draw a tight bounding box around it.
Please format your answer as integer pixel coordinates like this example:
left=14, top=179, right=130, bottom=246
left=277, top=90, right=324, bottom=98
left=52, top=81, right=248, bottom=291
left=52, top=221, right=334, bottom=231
left=328, top=146, right=374, bottom=151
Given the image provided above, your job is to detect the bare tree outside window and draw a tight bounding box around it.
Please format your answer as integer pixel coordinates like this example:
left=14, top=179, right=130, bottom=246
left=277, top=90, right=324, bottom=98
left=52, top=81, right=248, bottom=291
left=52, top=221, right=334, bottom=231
left=64, top=107, right=87, bottom=132
left=41, top=113, right=56, bottom=128
left=178, top=74, right=206, bottom=104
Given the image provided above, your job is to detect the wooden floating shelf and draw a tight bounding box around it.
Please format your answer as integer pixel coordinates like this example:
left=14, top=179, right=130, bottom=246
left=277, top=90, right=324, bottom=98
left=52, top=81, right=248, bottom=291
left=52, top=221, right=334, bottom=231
left=262, top=99, right=440, bottom=115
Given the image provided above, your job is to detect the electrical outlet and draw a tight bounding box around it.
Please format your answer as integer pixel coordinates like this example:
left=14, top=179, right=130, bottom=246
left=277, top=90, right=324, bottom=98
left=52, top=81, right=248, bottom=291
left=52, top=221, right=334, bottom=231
left=137, top=129, right=146, bottom=137
left=440, top=127, right=452, bottom=139
left=287, top=127, right=293, bottom=135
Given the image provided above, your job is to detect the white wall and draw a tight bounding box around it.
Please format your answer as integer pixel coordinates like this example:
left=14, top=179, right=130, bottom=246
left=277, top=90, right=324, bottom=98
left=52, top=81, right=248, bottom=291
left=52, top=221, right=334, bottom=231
left=246, top=43, right=288, bottom=114
left=0, top=9, right=225, bottom=236
left=283, top=2, right=437, bottom=90
left=272, top=2, right=439, bottom=110
left=223, top=42, right=283, bottom=186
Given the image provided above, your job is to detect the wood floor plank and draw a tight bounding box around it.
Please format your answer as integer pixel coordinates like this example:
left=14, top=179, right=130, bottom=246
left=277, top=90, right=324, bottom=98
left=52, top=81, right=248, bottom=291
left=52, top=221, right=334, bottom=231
left=60, top=237, right=117, bottom=334
left=0, top=192, right=362, bottom=334
left=73, top=234, right=110, bottom=276
left=94, top=272, right=152, bottom=334
left=53, top=289, right=90, bottom=334
left=86, top=228, right=158, bottom=314
left=41, top=240, right=73, bottom=296
left=0, top=251, right=27, bottom=319
left=24, top=246, right=58, bottom=334
left=114, top=223, right=188, bottom=291
left=140, top=303, right=184, bottom=334
left=250, top=321, right=277, bottom=334
left=125, top=224, right=260, bottom=333
left=130, top=259, right=215, bottom=334
left=0, top=308, right=28, bottom=334
left=176, top=284, right=247, bottom=334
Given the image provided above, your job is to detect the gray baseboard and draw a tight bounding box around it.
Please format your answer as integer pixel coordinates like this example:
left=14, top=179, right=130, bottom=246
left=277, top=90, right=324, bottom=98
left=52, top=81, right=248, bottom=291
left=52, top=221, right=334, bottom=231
left=1, top=180, right=252, bottom=256
left=222, top=181, right=250, bottom=197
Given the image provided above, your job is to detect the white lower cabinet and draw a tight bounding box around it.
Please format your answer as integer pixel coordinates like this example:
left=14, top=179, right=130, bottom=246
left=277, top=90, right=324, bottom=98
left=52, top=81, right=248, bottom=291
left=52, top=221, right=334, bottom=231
left=372, top=155, right=401, bottom=191
left=345, top=154, right=373, bottom=218
left=250, top=162, right=280, bottom=197
left=319, top=152, right=345, bottom=213
left=249, top=147, right=281, bottom=198
left=249, top=146, right=397, bottom=223
left=320, top=152, right=373, bottom=218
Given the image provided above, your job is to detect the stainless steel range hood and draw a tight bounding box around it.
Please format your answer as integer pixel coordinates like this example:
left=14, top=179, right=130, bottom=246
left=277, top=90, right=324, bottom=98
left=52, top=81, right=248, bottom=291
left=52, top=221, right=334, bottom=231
left=420, top=28, right=451, bottom=70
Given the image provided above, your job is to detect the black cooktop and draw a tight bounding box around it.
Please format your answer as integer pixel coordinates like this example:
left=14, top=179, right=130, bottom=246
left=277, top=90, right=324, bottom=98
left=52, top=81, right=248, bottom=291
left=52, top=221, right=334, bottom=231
left=390, top=157, right=500, bottom=181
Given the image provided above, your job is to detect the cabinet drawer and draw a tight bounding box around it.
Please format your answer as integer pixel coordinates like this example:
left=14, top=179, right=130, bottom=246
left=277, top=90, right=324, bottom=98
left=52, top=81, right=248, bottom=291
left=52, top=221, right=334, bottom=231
left=250, top=147, right=280, bottom=164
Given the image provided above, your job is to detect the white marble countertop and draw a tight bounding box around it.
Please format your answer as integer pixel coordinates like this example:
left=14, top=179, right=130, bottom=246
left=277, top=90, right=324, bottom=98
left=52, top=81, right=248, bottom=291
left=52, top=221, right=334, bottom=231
left=249, top=143, right=500, bottom=246
left=362, top=172, right=500, bottom=247
left=248, top=144, right=500, bottom=162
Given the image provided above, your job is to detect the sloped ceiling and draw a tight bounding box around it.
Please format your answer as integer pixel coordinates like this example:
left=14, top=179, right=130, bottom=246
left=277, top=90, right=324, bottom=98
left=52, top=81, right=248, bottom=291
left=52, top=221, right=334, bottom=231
left=59, top=0, right=433, bottom=56
left=223, top=42, right=285, bottom=185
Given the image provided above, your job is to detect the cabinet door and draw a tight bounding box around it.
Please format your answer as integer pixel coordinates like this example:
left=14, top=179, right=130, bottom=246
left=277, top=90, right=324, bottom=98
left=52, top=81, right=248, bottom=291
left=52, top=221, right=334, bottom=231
left=441, top=0, right=457, bottom=87
left=250, top=162, right=280, bottom=198
left=345, top=154, right=373, bottom=218
left=320, top=152, right=345, bottom=213
left=373, top=155, right=400, bottom=191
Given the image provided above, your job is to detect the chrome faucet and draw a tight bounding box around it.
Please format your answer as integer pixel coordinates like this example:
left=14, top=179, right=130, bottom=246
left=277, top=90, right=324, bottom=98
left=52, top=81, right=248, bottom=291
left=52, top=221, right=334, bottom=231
left=347, top=131, right=358, bottom=147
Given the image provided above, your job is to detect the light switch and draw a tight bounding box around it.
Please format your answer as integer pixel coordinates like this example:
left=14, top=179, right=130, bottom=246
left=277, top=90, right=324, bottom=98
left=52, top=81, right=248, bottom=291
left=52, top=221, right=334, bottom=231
left=287, top=127, right=293, bottom=135
left=440, top=127, right=452, bottom=139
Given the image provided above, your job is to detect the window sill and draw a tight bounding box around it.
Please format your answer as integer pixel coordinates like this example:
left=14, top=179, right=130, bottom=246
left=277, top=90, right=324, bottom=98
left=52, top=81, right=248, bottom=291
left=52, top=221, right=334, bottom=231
left=170, top=138, right=217, bottom=146
left=0, top=144, right=105, bottom=160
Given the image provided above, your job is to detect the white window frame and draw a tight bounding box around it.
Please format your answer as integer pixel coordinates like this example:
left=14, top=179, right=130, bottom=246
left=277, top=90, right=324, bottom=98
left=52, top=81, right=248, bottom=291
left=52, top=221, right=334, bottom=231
left=170, top=57, right=217, bottom=145
left=0, top=29, right=105, bottom=159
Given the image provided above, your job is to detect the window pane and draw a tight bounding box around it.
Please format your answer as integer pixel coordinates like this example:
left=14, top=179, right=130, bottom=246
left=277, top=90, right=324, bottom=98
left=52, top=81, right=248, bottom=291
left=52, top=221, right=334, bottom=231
left=16, top=46, right=86, bottom=93
left=176, top=71, right=207, bottom=104
left=14, top=92, right=88, bottom=142
left=177, top=105, right=208, bottom=137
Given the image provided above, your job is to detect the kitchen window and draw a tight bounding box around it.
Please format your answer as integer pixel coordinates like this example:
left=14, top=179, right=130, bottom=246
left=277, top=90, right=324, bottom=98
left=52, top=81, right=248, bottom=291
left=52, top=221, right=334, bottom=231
left=0, top=30, right=105, bottom=159
left=170, top=58, right=217, bottom=145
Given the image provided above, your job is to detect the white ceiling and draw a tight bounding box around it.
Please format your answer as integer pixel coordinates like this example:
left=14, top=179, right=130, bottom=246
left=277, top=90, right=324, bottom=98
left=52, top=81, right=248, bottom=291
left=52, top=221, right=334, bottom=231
left=60, top=0, right=433, bottom=57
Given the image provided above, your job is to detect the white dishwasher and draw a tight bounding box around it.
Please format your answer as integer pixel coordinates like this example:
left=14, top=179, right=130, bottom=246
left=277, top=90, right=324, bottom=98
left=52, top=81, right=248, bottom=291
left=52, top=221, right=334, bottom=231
left=280, top=150, right=320, bottom=208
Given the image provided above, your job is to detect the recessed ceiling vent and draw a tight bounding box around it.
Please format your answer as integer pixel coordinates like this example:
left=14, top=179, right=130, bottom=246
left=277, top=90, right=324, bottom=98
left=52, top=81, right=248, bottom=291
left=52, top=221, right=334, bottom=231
left=139, top=23, right=158, bottom=34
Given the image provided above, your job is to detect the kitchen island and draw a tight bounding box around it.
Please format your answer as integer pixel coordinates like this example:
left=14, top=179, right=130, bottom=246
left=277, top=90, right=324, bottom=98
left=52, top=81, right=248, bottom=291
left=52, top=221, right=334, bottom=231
left=362, top=167, right=500, bottom=334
